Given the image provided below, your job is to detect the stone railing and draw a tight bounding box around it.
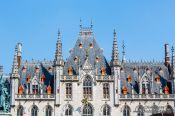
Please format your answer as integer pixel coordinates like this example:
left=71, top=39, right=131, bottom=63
left=119, top=94, right=174, bottom=100
left=60, top=75, right=78, bottom=81
left=96, top=75, right=114, bottom=82
left=16, top=94, right=55, bottom=100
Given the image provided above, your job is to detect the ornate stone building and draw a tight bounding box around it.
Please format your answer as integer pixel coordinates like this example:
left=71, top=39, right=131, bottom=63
left=9, top=25, right=175, bottom=116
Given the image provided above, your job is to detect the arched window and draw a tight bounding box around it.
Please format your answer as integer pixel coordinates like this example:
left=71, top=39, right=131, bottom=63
left=103, top=105, right=110, bottom=116
left=17, top=106, right=23, bottom=116
left=152, top=104, right=159, bottom=115
left=165, top=105, right=173, bottom=114
left=31, top=105, right=38, bottom=116
left=46, top=105, right=52, bottom=116
left=82, top=104, right=93, bottom=116
left=65, top=105, right=73, bottom=116
left=123, top=105, right=130, bottom=116
left=103, top=83, right=110, bottom=99
left=83, top=76, right=92, bottom=99
left=137, top=105, right=144, bottom=116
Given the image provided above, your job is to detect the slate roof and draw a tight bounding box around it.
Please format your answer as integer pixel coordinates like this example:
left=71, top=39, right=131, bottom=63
left=63, top=27, right=111, bottom=75
left=120, top=61, right=172, bottom=94
left=19, top=60, right=54, bottom=93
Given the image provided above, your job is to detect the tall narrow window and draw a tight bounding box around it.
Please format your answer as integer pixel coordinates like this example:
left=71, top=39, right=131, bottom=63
left=46, top=105, right=52, bottom=116
left=142, top=76, right=150, bottom=94
left=82, top=104, right=93, bottom=116
left=165, top=105, right=173, bottom=115
left=103, top=105, right=110, bottom=116
left=17, top=106, right=23, bottom=116
left=103, top=83, right=110, bottom=99
left=123, top=105, right=130, bottom=116
left=32, top=85, right=39, bottom=94
left=31, top=105, right=38, bottom=116
left=65, top=105, right=73, bottom=116
left=66, top=83, right=72, bottom=99
left=83, top=76, right=92, bottom=99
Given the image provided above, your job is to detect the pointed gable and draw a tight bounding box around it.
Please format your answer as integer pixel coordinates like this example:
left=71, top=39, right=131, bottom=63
left=63, top=26, right=111, bottom=75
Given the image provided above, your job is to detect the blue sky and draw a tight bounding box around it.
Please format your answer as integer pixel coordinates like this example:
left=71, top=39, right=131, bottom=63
left=0, top=0, right=175, bottom=73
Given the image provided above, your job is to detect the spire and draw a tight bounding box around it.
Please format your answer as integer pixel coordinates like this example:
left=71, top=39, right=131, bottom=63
left=55, top=30, right=62, bottom=61
left=11, top=44, right=20, bottom=77
left=172, top=46, right=175, bottom=78
left=80, top=18, right=82, bottom=29
left=165, top=44, right=170, bottom=66
left=17, top=43, right=22, bottom=69
left=90, top=19, right=93, bottom=29
left=122, top=40, right=126, bottom=63
left=111, top=29, right=120, bottom=66
left=54, top=30, right=64, bottom=66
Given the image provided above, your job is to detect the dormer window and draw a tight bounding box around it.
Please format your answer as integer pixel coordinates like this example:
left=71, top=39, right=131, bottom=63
left=47, top=66, right=52, bottom=72
left=22, top=66, right=26, bottom=73
left=155, top=75, right=160, bottom=83
left=68, top=67, right=73, bottom=76
left=96, top=56, right=100, bottom=62
left=35, top=66, right=39, bottom=73
left=101, top=67, right=106, bottom=76
left=90, top=43, right=93, bottom=48
left=79, top=43, right=83, bottom=48
left=74, top=57, right=78, bottom=63
left=127, top=74, right=132, bottom=83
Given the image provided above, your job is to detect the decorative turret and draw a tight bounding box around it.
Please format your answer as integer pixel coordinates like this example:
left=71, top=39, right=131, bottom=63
left=111, top=30, right=120, bottom=66
left=165, top=44, right=170, bottom=66
left=11, top=46, right=19, bottom=76
left=54, top=30, right=64, bottom=105
left=54, top=30, right=64, bottom=66
left=11, top=43, right=21, bottom=107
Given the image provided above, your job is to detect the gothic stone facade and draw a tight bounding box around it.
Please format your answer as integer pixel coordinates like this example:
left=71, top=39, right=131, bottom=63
left=10, top=26, right=175, bottom=116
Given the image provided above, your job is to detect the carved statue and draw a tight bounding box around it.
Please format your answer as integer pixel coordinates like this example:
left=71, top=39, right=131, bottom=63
left=0, top=75, right=10, bottom=113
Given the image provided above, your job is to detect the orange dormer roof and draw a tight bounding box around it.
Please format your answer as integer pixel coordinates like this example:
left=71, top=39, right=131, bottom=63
left=41, top=74, right=46, bottom=82
left=19, top=84, right=23, bottom=95
left=47, top=85, right=51, bottom=95
left=101, top=67, right=106, bottom=76
left=26, top=74, right=31, bottom=83
left=123, top=85, right=128, bottom=95
left=128, top=74, right=132, bottom=83
left=155, top=75, right=160, bottom=83
left=68, top=67, right=73, bottom=75
left=164, top=85, right=169, bottom=95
